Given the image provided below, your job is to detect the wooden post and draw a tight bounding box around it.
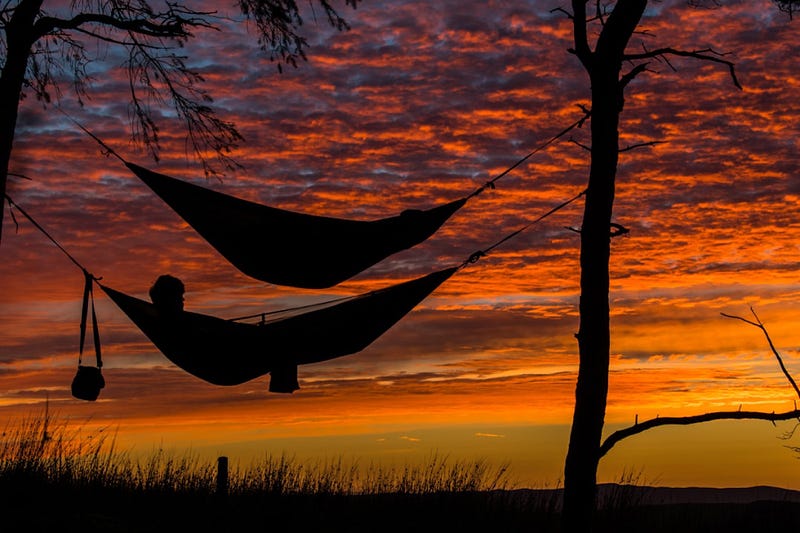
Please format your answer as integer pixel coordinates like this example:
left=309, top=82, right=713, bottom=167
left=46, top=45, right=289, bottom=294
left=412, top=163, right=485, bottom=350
left=217, top=456, right=229, bottom=498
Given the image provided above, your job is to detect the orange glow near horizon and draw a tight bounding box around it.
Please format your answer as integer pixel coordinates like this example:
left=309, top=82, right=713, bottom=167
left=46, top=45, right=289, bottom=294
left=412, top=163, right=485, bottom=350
left=2, top=0, right=800, bottom=490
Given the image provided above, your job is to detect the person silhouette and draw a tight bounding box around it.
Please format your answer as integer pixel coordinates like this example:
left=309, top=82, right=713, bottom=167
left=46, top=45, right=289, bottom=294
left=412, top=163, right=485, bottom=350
left=149, top=274, right=185, bottom=315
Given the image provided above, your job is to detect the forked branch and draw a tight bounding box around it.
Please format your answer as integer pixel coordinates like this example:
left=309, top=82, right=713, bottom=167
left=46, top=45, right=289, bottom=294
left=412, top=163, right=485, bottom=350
left=624, top=47, right=741, bottom=89
left=721, top=308, right=800, bottom=401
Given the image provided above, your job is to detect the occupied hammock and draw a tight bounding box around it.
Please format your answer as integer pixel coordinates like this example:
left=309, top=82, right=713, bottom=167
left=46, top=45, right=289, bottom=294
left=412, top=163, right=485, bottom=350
left=100, top=267, right=457, bottom=392
left=75, top=113, right=587, bottom=289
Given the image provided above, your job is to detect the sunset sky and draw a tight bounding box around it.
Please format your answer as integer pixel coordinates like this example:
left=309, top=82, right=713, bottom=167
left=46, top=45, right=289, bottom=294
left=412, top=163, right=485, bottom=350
left=1, top=0, right=799, bottom=489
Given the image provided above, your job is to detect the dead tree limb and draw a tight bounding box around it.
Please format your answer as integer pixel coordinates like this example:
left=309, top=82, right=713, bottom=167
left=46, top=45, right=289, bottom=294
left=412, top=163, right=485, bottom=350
left=721, top=308, right=800, bottom=401
left=599, top=409, right=800, bottom=458
left=600, top=309, right=800, bottom=459
left=619, top=140, right=667, bottom=152
left=623, top=47, right=741, bottom=89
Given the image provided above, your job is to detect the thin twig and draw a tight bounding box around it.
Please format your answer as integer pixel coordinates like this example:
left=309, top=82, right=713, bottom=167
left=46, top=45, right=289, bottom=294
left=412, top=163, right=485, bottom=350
left=721, top=308, right=800, bottom=401
left=623, top=47, right=741, bottom=89
left=619, top=140, right=667, bottom=153
left=569, top=137, right=592, bottom=152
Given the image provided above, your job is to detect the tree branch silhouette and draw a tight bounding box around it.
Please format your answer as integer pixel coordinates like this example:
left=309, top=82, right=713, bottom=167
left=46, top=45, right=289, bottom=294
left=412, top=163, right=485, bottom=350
left=0, top=0, right=359, bottom=243
left=721, top=308, right=800, bottom=401
left=569, top=0, right=592, bottom=67
left=774, top=0, right=800, bottom=19
left=623, top=47, right=741, bottom=89
left=599, top=309, right=800, bottom=459
left=599, top=408, right=800, bottom=459
left=618, top=140, right=666, bottom=152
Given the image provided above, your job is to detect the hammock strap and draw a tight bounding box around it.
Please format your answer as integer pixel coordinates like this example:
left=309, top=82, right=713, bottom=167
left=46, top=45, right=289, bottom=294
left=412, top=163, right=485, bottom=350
left=468, top=108, right=591, bottom=199
left=5, top=194, right=103, bottom=367
left=5, top=194, right=96, bottom=275
left=60, top=109, right=127, bottom=164
left=463, top=188, right=587, bottom=267
left=228, top=293, right=358, bottom=323
left=78, top=271, right=103, bottom=369
left=66, top=107, right=589, bottom=205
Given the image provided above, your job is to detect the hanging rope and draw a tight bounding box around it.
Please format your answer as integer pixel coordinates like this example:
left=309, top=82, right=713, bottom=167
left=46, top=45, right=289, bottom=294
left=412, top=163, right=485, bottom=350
left=78, top=270, right=103, bottom=369
left=461, top=188, right=587, bottom=267
left=65, top=106, right=590, bottom=204
left=6, top=193, right=106, bottom=399
left=228, top=294, right=357, bottom=323
left=467, top=107, right=591, bottom=199
left=5, top=194, right=103, bottom=357
left=62, top=114, right=126, bottom=164
left=5, top=194, right=98, bottom=279
left=7, top=177, right=585, bottom=322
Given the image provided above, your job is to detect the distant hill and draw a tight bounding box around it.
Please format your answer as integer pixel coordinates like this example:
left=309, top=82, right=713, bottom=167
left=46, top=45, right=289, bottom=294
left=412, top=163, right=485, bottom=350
left=600, top=484, right=800, bottom=505
left=508, top=484, right=800, bottom=508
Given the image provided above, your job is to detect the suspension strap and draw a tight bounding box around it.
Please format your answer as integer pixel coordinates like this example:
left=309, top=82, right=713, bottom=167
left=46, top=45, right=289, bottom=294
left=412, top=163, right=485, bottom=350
left=5, top=194, right=103, bottom=367
left=468, top=108, right=591, bottom=199
left=58, top=108, right=127, bottom=164
left=5, top=194, right=95, bottom=274
left=78, top=271, right=103, bottom=369
left=64, top=104, right=589, bottom=207
left=462, top=188, right=587, bottom=267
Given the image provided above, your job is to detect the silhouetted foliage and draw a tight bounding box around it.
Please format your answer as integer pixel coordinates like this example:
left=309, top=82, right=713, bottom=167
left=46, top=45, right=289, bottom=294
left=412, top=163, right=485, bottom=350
left=0, top=0, right=358, bottom=241
left=775, top=0, right=800, bottom=18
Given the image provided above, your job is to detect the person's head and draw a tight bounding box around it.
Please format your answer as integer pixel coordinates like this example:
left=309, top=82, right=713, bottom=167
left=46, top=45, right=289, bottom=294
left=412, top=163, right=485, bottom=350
left=149, top=274, right=185, bottom=314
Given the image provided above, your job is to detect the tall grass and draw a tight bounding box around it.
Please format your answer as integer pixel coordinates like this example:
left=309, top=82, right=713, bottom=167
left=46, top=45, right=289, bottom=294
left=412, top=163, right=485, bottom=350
left=0, top=406, right=220, bottom=495
left=235, top=453, right=510, bottom=495
left=0, top=405, right=120, bottom=488
left=1, top=407, right=540, bottom=532
left=0, top=407, right=511, bottom=497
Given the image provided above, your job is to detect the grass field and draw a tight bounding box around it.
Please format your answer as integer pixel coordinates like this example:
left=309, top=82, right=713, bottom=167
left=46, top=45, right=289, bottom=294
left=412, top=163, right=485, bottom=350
left=2, top=409, right=799, bottom=532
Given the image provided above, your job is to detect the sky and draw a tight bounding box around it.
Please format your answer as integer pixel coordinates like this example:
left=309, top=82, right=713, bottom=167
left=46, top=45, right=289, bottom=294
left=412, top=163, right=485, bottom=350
left=1, top=0, right=799, bottom=489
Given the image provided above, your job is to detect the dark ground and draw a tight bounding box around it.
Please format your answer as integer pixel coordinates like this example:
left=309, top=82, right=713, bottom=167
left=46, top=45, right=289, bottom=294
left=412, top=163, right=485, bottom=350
left=3, top=481, right=800, bottom=532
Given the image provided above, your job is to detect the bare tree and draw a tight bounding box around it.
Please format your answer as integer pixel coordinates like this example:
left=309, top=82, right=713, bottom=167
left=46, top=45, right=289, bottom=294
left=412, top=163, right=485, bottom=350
left=0, top=0, right=357, bottom=244
left=556, top=1, right=798, bottom=530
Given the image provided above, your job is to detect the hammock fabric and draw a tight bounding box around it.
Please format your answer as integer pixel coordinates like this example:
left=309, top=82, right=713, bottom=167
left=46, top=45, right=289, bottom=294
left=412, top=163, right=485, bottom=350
left=126, top=163, right=466, bottom=289
left=99, top=267, right=456, bottom=391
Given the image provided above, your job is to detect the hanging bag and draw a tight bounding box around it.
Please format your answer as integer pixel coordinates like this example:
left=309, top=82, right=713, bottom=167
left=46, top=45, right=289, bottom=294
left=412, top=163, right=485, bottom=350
left=71, top=272, right=105, bottom=401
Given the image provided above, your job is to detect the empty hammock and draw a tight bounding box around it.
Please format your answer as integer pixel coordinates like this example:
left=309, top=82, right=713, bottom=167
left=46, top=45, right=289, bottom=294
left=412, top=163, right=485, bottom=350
left=99, top=267, right=457, bottom=391
left=75, top=112, right=587, bottom=289
left=127, top=162, right=466, bottom=289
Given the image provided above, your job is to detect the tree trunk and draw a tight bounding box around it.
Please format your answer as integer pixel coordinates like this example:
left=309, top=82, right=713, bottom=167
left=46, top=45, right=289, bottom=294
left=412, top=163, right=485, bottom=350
left=0, top=0, right=43, bottom=245
left=562, top=68, right=620, bottom=532
left=561, top=1, right=647, bottom=530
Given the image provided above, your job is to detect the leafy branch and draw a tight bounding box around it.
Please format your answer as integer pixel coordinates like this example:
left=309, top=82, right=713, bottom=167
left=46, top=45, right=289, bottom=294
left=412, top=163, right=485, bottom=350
left=3, top=0, right=358, bottom=175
